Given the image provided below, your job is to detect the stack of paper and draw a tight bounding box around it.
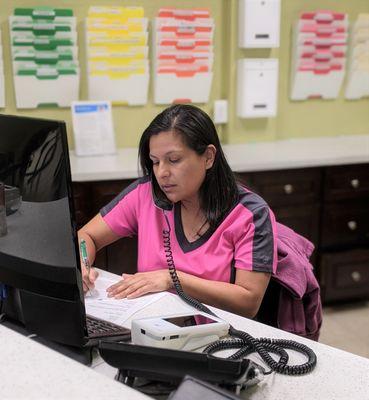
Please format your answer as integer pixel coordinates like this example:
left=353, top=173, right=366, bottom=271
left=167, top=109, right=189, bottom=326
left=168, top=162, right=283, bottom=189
left=345, top=14, right=369, bottom=100
left=290, top=10, right=348, bottom=100
left=9, top=7, right=79, bottom=109
left=86, top=6, right=149, bottom=106
left=0, top=32, right=4, bottom=108
left=84, top=269, right=168, bottom=328
left=153, top=7, right=214, bottom=104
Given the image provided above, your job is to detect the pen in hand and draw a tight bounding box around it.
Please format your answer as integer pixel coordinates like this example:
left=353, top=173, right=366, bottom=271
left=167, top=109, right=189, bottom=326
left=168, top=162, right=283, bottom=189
left=80, top=239, right=92, bottom=295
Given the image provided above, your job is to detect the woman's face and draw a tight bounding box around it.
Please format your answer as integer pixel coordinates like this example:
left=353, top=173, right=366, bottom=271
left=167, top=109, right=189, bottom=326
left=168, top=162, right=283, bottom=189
left=149, top=130, right=215, bottom=205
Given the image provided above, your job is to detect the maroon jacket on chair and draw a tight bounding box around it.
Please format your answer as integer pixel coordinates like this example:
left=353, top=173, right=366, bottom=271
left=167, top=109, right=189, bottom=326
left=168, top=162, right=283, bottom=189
left=273, top=222, right=323, bottom=341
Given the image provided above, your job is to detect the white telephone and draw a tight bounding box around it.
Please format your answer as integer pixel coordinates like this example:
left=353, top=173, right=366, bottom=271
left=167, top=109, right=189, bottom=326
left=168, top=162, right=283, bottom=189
left=131, top=311, right=230, bottom=351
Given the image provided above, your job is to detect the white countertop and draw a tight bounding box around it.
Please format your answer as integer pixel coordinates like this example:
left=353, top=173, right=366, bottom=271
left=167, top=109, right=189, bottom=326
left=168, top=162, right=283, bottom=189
left=2, top=270, right=369, bottom=399
left=70, top=134, right=369, bottom=182
left=93, top=269, right=369, bottom=400
left=0, top=324, right=150, bottom=400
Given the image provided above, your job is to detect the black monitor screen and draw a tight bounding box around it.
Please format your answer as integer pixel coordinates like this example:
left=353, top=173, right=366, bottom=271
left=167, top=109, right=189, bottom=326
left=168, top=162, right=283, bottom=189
left=0, top=114, right=87, bottom=347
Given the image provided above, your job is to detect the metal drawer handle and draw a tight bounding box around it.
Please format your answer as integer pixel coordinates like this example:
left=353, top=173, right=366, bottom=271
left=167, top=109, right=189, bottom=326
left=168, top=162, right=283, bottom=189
left=350, top=179, right=360, bottom=189
left=351, top=271, right=361, bottom=282
left=284, top=184, right=294, bottom=194
left=347, top=220, right=357, bottom=231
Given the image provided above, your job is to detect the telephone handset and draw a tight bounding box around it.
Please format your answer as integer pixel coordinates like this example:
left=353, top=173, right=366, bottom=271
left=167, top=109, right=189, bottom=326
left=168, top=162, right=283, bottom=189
left=161, top=211, right=317, bottom=376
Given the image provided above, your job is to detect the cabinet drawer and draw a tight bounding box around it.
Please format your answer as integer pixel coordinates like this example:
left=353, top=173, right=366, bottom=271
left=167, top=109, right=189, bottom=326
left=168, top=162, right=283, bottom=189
left=72, top=182, right=91, bottom=228
left=321, top=202, right=369, bottom=248
left=243, top=168, right=322, bottom=207
left=324, top=164, right=369, bottom=201
left=274, top=204, right=319, bottom=247
left=320, top=249, right=369, bottom=302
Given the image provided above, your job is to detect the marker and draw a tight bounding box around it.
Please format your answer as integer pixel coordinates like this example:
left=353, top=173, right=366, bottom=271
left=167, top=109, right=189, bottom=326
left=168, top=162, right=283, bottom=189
left=80, top=239, right=91, bottom=293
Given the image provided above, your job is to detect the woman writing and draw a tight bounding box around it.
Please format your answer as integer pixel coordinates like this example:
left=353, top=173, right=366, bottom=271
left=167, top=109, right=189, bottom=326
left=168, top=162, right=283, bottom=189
left=78, top=104, right=277, bottom=318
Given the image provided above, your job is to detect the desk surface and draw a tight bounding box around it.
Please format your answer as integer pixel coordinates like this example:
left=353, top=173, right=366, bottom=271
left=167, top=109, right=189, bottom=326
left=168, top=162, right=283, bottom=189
left=91, top=271, right=369, bottom=400
left=70, top=134, right=369, bottom=181
left=0, top=324, right=150, bottom=400
left=3, top=267, right=369, bottom=400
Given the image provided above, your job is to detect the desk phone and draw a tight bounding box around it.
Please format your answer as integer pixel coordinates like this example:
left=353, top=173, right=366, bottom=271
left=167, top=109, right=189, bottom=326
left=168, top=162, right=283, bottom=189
left=131, top=312, right=229, bottom=351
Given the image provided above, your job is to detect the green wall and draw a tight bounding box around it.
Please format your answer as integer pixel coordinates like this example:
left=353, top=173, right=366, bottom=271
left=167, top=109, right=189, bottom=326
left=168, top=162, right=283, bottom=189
left=1, top=0, right=368, bottom=149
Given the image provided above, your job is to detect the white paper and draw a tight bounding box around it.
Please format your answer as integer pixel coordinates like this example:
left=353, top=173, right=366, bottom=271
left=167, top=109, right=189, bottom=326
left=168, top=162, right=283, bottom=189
left=71, top=101, right=116, bottom=156
left=84, top=273, right=167, bottom=327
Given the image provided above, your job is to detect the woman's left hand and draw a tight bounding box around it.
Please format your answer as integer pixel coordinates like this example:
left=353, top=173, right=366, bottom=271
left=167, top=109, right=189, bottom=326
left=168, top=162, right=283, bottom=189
left=106, top=270, right=173, bottom=299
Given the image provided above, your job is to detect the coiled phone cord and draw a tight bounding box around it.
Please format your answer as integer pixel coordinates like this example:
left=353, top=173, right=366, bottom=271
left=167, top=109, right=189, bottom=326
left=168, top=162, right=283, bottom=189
left=162, top=212, right=317, bottom=376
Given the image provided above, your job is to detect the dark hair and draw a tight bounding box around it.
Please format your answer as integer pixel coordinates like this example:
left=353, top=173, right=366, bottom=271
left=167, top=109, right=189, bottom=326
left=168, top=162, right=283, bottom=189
left=138, top=104, right=239, bottom=230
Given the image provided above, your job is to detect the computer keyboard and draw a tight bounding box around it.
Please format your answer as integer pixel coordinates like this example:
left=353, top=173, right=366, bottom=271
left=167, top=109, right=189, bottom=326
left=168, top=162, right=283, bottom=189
left=86, top=315, right=131, bottom=340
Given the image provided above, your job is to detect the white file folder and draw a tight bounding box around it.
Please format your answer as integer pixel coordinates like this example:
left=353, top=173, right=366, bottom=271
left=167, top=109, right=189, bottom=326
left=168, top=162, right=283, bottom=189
left=10, top=7, right=79, bottom=109
left=291, top=63, right=345, bottom=100
left=88, top=6, right=144, bottom=19
left=154, top=68, right=212, bottom=104
left=153, top=8, right=214, bottom=105
left=345, top=70, right=369, bottom=100
left=158, top=8, right=210, bottom=19
left=290, top=10, right=348, bottom=101
left=88, top=62, right=149, bottom=106
left=155, top=18, right=214, bottom=38
left=14, top=66, right=79, bottom=108
left=345, top=13, right=369, bottom=99
left=86, top=5, right=149, bottom=105
left=11, top=6, right=75, bottom=22
left=88, top=73, right=149, bottom=105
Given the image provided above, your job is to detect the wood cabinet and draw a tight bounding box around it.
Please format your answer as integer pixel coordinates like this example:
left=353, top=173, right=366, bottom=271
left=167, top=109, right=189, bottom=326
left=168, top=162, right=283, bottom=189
left=72, top=162, right=369, bottom=304
left=319, top=164, right=369, bottom=303
left=320, top=249, right=369, bottom=302
left=238, top=168, right=321, bottom=255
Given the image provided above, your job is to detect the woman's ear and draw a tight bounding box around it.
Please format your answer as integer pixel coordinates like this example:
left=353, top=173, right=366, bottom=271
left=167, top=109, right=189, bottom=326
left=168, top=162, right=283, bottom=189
left=205, top=145, right=216, bottom=169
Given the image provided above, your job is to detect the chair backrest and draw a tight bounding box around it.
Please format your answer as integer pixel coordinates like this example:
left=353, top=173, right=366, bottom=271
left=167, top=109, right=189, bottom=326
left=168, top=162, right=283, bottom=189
left=257, top=223, right=323, bottom=341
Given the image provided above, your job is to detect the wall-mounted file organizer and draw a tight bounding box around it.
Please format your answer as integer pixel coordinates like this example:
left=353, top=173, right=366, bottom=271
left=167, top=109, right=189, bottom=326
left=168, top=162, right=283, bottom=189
left=9, top=7, right=79, bottom=109
left=86, top=6, right=149, bottom=106
left=0, top=33, right=4, bottom=108
left=290, top=10, right=348, bottom=101
left=237, top=58, right=279, bottom=118
left=345, top=14, right=369, bottom=100
left=238, top=0, right=281, bottom=48
left=153, top=8, right=214, bottom=105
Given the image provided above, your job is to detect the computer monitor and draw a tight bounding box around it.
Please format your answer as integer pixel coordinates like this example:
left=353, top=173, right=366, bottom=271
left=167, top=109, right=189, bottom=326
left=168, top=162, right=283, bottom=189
left=0, top=114, right=90, bottom=347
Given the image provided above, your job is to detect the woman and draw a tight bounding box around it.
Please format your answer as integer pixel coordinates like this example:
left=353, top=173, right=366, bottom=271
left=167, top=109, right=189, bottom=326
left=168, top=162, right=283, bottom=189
left=78, top=104, right=277, bottom=318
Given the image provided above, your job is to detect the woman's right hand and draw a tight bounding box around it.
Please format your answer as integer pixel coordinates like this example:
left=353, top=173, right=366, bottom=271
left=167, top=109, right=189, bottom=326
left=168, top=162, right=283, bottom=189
left=82, top=266, right=99, bottom=293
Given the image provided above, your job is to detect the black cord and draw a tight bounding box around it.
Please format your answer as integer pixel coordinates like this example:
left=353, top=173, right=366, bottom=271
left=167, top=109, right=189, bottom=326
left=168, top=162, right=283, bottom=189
left=162, top=211, right=317, bottom=376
